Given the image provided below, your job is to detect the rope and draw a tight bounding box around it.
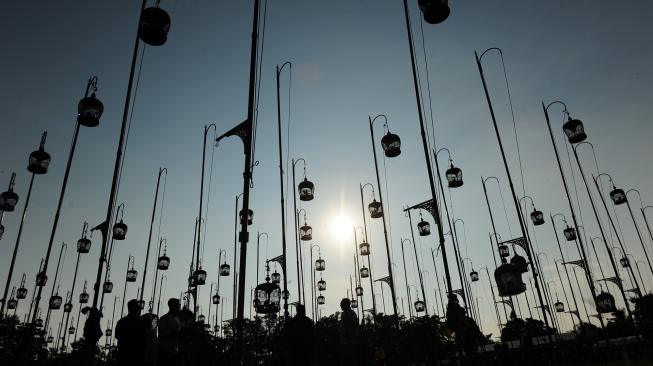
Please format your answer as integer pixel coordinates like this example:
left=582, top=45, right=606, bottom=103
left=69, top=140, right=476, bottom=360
left=497, top=184, right=514, bottom=238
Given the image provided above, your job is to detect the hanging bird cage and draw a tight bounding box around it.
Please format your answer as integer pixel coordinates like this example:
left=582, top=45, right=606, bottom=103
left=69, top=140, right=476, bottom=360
left=77, top=237, right=92, bottom=254
left=188, top=274, right=197, bottom=287
left=197, top=314, right=206, bottom=323
left=562, top=117, right=587, bottom=144
left=596, top=291, right=616, bottom=313
left=414, top=300, right=426, bottom=313
left=49, top=294, right=63, bottom=310
left=212, top=294, right=220, bottom=305
left=563, top=227, right=577, bottom=241
left=138, top=5, right=171, bottom=46
left=317, top=279, right=326, bottom=291
left=359, top=242, right=370, bottom=256
left=315, top=258, right=326, bottom=272
left=360, top=267, right=370, bottom=278
left=68, top=326, right=75, bottom=335
left=355, top=286, right=363, bottom=296
left=530, top=209, right=545, bottom=226
left=126, top=269, right=138, bottom=282
left=610, top=188, right=627, bottom=205
left=7, top=298, right=17, bottom=310
left=194, top=268, right=207, bottom=285
left=317, top=295, right=325, bottom=305
left=35, top=318, right=44, bottom=328
left=445, top=162, right=464, bottom=188
left=103, top=281, right=114, bottom=294
left=470, top=270, right=479, bottom=282
left=239, top=209, right=254, bottom=226
left=105, top=328, right=112, bottom=337
left=112, top=220, right=128, bottom=241
left=220, top=263, right=230, bottom=276
left=64, top=302, right=73, bottom=313
left=27, top=137, right=51, bottom=175
left=271, top=271, right=281, bottom=285
left=0, top=188, right=19, bottom=212
left=368, top=199, right=383, bottom=219
left=157, top=254, right=170, bottom=270
left=418, top=0, right=450, bottom=24
left=381, top=131, right=401, bottom=158
left=555, top=301, right=565, bottom=313
left=510, top=254, right=529, bottom=274
left=46, top=336, right=53, bottom=343
left=254, top=276, right=281, bottom=315
left=17, top=287, right=28, bottom=299
left=418, top=218, right=431, bottom=236
left=77, top=93, right=104, bottom=127
left=620, top=257, right=630, bottom=268
left=498, top=245, right=510, bottom=258
left=298, top=177, right=315, bottom=201
left=494, top=263, right=526, bottom=297
left=79, top=292, right=89, bottom=304
left=351, top=299, right=358, bottom=309
left=300, top=223, right=313, bottom=241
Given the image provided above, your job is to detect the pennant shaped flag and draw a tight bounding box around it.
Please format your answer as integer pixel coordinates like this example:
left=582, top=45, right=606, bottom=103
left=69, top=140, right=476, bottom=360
left=563, top=259, right=587, bottom=272
left=599, top=276, right=621, bottom=286
left=374, top=276, right=393, bottom=287
left=216, top=120, right=249, bottom=148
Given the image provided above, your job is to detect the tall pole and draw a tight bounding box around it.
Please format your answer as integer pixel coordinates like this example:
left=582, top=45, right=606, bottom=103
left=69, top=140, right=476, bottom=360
left=150, top=239, right=165, bottom=313
left=62, top=247, right=83, bottom=350
left=641, top=206, right=653, bottom=252
left=33, top=77, right=98, bottom=324
left=291, top=159, right=307, bottom=304
left=401, top=0, right=454, bottom=300
left=624, top=191, right=653, bottom=277
left=92, top=0, right=149, bottom=312
left=482, top=267, right=502, bottom=331
left=2, top=133, right=48, bottom=319
left=359, top=184, right=377, bottom=315
left=476, top=50, right=549, bottom=328
left=44, top=242, right=67, bottom=329
left=276, top=63, right=291, bottom=316
left=100, top=205, right=124, bottom=309
left=120, top=255, right=133, bottom=318
left=551, top=215, right=587, bottom=323
left=400, top=239, right=414, bottom=319
left=430, top=249, right=446, bottom=315
left=368, top=115, right=398, bottom=316
left=570, top=144, right=632, bottom=313
left=233, top=193, right=242, bottom=321
left=554, top=260, right=577, bottom=329
left=140, top=168, right=166, bottom=309
left=406, top=213, right=428, bottom=315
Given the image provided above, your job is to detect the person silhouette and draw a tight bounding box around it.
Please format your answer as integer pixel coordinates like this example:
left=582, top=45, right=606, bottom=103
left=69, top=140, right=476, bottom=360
left=157, top=298, right=182, bottom=366
left=339, top=298, right=360, bottom=366
left=115, top=299, right=146, bottom=365
left=286, top=304, right=314, bottom=366
left=141, top=313, right=158, bottom=366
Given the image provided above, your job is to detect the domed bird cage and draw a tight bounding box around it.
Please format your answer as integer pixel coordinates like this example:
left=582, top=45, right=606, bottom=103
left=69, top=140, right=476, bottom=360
left=418, top=0, right=450, bottom=25
left=239, top=209, right=254, bottom=226
left=105, top=328, right=112, bottom=337
left=64, top=302, right=73, bottom=313
left=563, top=227, right=577, bottom=241
left=530, top=209, right=545, bottom=226
left=138, top=4, right=171, bottom=46
left=317, top=295, right=325, bottom=305
left=77, top=93, right=104, bottom=127
left=418, top=215, right=431, bottom=236
left=360, top=267, right=370, bottom=278
left=351, top=299, right=358, bottom=309
left=103, top=281, right=114, bottom=294
left=445, top=161, right=464, bottom=188
left=35, top=318, right=44, bottom=328
left=300, top=223, right=313, bottom=241
left=620, top=257, right=630, bottom=268
left=68, top=326, right=75, bottom=335
left=271, top=270, right=281, bottom=285
left=27, top=133, right=51, bottom=175
left=315, top=257, right=326, bottom=272
left=7, top=298, right=17, bottom=310
left=317, top=278, right=326, bottom=291
left=158, top=250, right=170, bottom=270
left=554, top=301, right=565, bottom=313
left=562, top=117, right=587, bottom=144
left=368, top=199, right=383, bottom=219
left=494, top=263, right=526, bottom=297
left=188, top=274, right=197, bottom=287
left=596, top=291, right=616, bottom=313
left=470, top=270, right=479, bottom=282
left=79, top=292, right=89, bottom=304
left=46, top=336, right=53, bottom=343
left=298, top=177, right=315, bottom=201
left=17, top=286, right=27, bottom=299
left=355, top=286, right=363, bottom=296
left=610, top=187, right=627, bottom=205
left=194, top=268, right=207, bottom=285
left=197, top=314, right=206, bottom=323
left=359, top=242, right=370, bottom=256
left=49, top=294, right=63, bottom=310
left=510, top=253, right=529, bottom=274
left=381, top=131, right=401, bottom=158
left=254, top=266, right=281, bottom=315
left=77, top=237, right=92, bottom=254
left=220, top=263, right=231, bottom=276
left=0, top=186, right=19, bottom=212
left=498, top=245, right=510, bottom=258
left=112, top=220, right=128, bottom=241
left=126, top=269, right=138, bottom=282
left=414, top=300, right=426, bottom=313
left=212, top=294, right=220, bottom=305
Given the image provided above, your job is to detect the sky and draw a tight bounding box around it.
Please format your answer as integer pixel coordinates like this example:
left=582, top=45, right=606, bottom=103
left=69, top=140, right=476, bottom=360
left=1, top=0, right=653, bottom=342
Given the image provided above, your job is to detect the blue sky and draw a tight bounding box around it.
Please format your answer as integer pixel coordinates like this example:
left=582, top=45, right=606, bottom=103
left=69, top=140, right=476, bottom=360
left=1, top=0, right=653, bottom=340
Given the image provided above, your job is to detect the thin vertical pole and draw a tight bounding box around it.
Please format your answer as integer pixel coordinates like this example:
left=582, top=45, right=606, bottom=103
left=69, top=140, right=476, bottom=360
left=406, top=213, right=427, bottom=315
left=276, top=63, right=290, bottom=316
left=44, top=243, right=67, bottom=329
left=400, top=239, right=414, bottom=319
left=625, top=200, right=653, bottom=276
left=551, top=216, right=586, bottom=323
left=140, top=168, right=165, bottom=307
left=359, top=184, right=377, bottom=315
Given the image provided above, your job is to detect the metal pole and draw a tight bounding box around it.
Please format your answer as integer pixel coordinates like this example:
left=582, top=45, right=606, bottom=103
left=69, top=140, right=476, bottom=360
left=276, top=63, right=291, bottom=316
left=430, top=249, right=446, bottom=315
left=554, top=260, right=577, bottom=329
left=482, top=267, right=502, bottom=331
left=233, top=194, right=241, bottom=320
left=359, top=184, right=377, bottom=315
left=625, top=199, right=653, bottom=276
left=400, top=239, right=414, bottom=319
left=406, top=213, right=428, bottom=315
left=44, top=243, right=67, bottom=329
left=140, top=168, right=165, bottom=306
left=551, top=215, right=586, bottom=323
left=62, top=250, right=82, bottom=350
left=291, top=161, right=302, bottom=304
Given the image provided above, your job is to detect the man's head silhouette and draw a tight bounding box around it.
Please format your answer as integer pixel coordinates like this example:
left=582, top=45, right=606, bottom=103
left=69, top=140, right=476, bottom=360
left=127, top=300, right=141, bottom=316
left=340, top=298, right=351, bottom=311
left=168, top=298, right=181, bottom=313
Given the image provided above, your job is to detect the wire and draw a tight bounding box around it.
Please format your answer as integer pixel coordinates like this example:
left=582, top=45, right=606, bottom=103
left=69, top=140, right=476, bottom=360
left=251, top=0, right=269, bottom=176
left=202, top=132, right=217, bottom=263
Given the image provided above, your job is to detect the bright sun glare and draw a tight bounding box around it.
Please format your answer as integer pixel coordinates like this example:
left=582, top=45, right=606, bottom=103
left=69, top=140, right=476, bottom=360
left=329, top=214, right=353, bottom=243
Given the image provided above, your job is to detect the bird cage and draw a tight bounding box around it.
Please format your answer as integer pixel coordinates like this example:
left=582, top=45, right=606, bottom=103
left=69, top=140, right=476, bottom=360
left=298, top=177, right=315, bottom=201
left=494, top=263, right=526, bottom=297
left=368, top=199, right=383, bottom=219
left=418, top=0, right=450, bottom=24
left=562, top=117, right=587, bottom=144
left=381, top=131, right=401, bottom=158
left=138, top=5, right=171, bottom=46
left=359, top=242, right=370, bottom=256
left=77, top=93, right=104, bottom=127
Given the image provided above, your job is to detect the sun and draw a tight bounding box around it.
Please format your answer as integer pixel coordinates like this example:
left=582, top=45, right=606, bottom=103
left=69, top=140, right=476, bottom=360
left=329, top=214, right=353, bottom=243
